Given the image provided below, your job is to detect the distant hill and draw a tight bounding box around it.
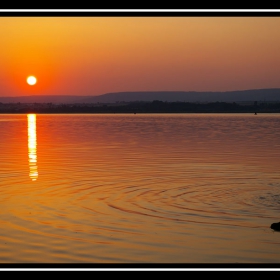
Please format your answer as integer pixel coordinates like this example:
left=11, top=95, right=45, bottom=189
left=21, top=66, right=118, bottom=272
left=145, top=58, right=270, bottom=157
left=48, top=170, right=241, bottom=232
left=1, top=88, right=280, bottom=104
left=80, top=88, right=280, bottom=103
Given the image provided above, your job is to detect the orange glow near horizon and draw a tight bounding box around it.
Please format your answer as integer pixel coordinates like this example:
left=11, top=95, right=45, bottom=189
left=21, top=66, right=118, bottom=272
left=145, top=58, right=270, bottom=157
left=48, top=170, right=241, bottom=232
left=1, top=16, right=280, bottom=96
left=28, top=114, right=38, bottom=181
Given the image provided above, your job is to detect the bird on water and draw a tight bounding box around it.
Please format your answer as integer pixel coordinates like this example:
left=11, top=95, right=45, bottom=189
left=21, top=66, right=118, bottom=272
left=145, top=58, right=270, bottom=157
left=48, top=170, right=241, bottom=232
left=271, top=222, right=280, bottom=231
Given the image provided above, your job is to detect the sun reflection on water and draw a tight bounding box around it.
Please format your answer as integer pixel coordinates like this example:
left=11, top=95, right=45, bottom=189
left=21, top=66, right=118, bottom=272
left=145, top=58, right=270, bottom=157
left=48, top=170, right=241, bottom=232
left=27, top=114, right=38, bottom=181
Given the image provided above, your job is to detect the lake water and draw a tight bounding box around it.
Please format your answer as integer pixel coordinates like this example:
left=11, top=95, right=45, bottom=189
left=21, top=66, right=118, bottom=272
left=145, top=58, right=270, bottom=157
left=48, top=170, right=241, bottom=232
left=0, top=113, right=280, bottom=268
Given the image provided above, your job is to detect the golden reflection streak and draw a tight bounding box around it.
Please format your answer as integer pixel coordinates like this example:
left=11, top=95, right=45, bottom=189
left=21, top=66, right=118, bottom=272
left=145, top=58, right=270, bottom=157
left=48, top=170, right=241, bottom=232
left=27, top=114, right=38, bottom=181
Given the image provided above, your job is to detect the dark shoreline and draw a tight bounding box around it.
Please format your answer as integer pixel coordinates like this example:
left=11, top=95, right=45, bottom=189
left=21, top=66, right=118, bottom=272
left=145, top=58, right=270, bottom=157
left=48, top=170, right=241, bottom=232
left=0, top=101, right=280, bottom=114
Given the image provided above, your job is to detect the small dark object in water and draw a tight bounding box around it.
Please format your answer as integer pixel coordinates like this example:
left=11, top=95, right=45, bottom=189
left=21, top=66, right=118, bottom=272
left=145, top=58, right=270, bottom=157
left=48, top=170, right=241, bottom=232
left=254, top=112, right=257, bottom=115
left=271, top=222, right=280, bottom=231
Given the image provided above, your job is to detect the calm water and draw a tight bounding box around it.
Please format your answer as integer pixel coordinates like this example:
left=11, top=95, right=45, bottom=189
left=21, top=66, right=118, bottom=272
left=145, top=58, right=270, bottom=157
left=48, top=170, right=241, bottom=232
left=0, top=113, right=280, bottom=266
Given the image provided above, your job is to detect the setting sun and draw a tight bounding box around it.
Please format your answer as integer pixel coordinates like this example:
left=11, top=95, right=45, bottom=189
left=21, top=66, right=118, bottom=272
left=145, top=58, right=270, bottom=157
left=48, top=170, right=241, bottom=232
left=27, top=76, right=37, bottom=86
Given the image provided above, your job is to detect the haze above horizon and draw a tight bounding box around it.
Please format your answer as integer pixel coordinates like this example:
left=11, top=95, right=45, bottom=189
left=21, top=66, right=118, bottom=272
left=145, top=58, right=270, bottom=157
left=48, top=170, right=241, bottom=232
left=1, top=13, right=280, bottom=97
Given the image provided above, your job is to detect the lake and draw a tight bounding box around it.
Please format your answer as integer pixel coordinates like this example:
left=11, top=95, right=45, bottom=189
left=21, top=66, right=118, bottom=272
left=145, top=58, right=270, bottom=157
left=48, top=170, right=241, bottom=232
left=0, top=113, right=280, bottom=268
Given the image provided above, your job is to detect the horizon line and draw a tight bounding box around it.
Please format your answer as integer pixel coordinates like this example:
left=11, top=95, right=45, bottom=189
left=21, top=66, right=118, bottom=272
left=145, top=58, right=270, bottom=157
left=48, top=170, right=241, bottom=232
left=1, top=88, right=280, bottom=98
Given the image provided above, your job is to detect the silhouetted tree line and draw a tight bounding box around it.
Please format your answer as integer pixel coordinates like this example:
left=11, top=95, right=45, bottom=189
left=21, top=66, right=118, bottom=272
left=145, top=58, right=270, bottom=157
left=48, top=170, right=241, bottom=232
left=0, top=100, right=280, bottom=113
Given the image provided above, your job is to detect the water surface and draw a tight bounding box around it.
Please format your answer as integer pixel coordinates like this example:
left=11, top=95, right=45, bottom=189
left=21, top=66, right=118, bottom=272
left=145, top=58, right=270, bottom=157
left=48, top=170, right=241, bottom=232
left=0, top=113, right=280, bottom=266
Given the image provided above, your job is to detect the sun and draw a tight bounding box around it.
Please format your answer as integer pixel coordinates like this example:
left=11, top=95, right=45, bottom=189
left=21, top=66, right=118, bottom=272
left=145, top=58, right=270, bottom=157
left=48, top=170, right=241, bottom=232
left=27, top=76, right=37, bottom=86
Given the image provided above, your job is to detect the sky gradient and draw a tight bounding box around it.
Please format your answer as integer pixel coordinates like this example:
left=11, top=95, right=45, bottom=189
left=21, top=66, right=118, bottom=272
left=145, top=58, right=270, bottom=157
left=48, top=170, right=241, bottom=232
left=1, top=14, right=280, bottom=96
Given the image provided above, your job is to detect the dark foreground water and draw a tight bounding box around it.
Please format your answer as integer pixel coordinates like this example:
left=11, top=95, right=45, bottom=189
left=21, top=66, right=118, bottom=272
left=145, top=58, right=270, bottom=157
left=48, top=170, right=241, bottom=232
left=0, top=113, right=280, bottom=268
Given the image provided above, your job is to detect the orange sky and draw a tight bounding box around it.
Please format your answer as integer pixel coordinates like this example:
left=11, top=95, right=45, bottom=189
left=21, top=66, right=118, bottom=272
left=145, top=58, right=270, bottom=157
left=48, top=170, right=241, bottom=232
left=1, top=13, right=280, bottom=96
